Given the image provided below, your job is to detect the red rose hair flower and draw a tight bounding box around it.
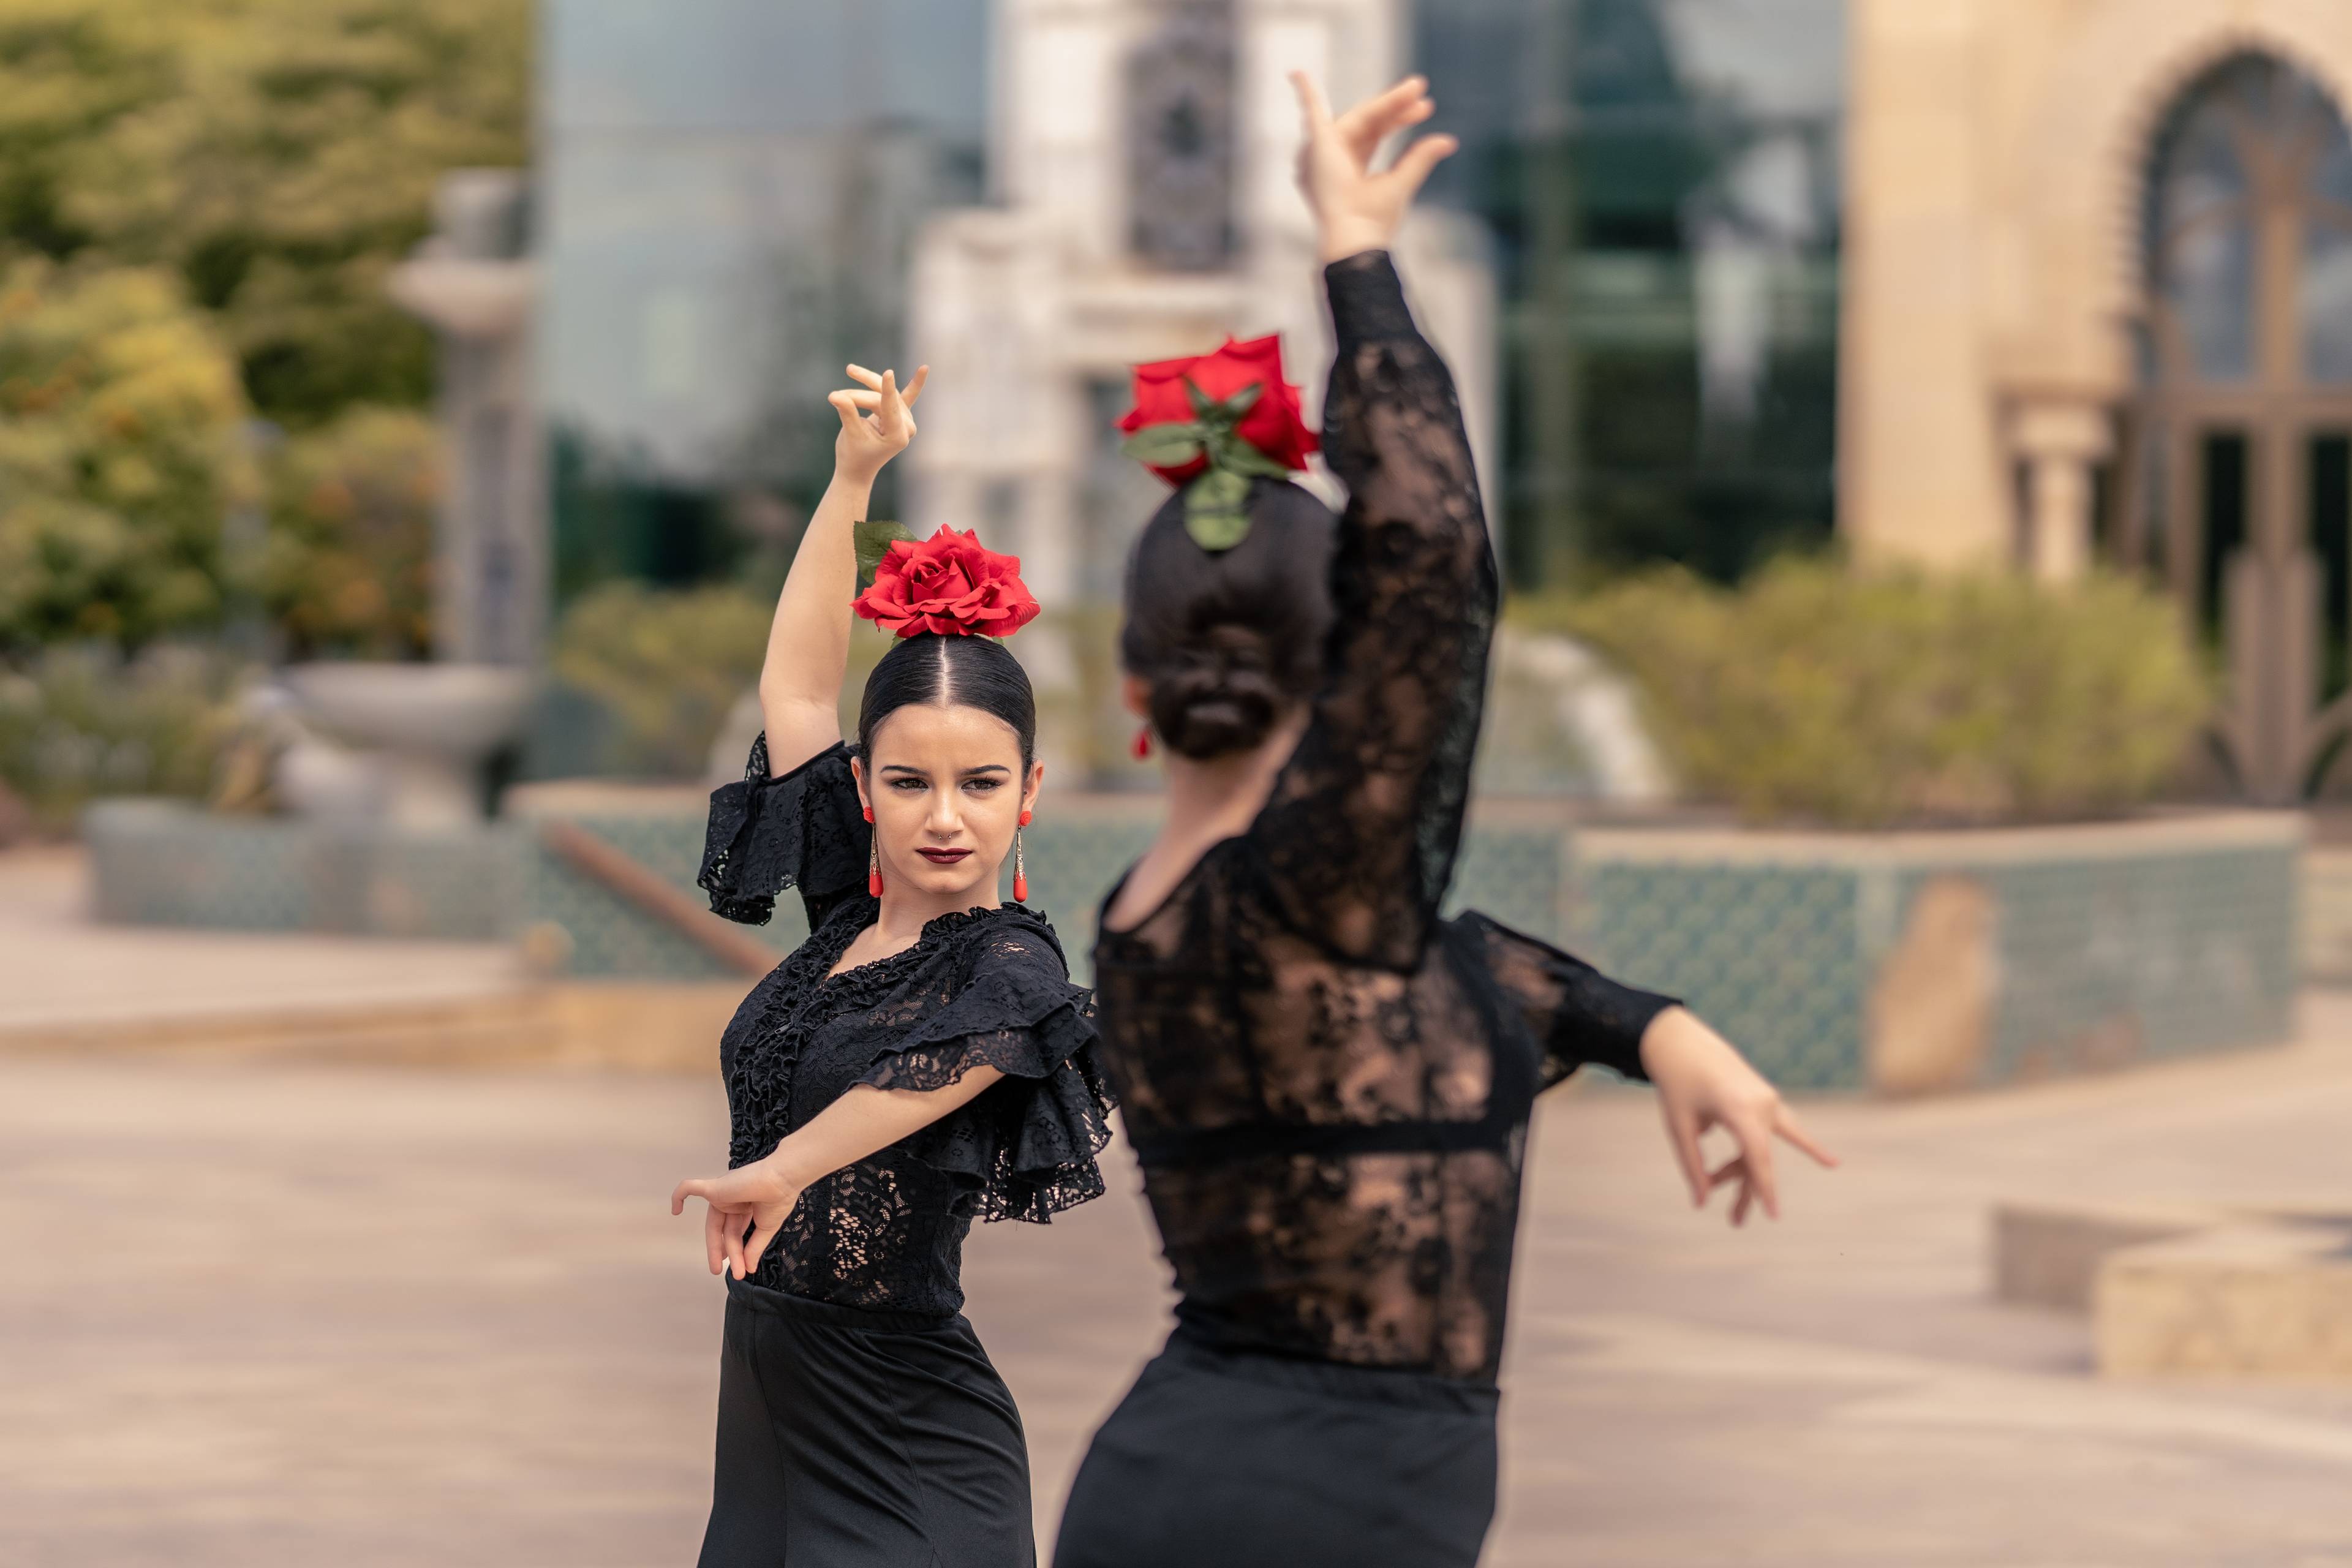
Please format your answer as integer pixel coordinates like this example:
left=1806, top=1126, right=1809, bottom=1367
left=1115, top=334, right=1319, bottom=551
left=1116, top=334, right=1318, bottom=486
left=852, top=526, right=1041, bottom=639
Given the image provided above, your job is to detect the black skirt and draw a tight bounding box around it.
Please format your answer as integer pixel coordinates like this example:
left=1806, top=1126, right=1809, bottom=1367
left=1052, top=1329, right=1501, bottom=1568
left=699, top=1275, right=1035, bottom=1567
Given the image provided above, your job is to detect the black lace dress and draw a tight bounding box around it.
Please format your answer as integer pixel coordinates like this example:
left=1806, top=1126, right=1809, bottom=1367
left=1053, top=253, right=1678, bottom=1568
left=694, top=736, right=1114, bottom=1568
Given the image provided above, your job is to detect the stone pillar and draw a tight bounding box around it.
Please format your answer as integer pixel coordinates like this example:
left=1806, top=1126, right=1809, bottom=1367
left=2011, top=399, right=2112, bottom=584
left=386, top=170, right=541, bottom=666
left=1838, top=0, right=2008, bottom=570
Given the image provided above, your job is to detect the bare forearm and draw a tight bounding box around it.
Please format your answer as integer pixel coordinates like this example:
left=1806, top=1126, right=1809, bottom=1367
left=758, top=466, right=873, bottom=772
left=764, top=1068, right=1006, bottom=1189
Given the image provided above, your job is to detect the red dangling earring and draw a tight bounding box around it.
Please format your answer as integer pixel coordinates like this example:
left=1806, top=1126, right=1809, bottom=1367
left=1131, top=726, right=1152, bottom=760
left=1012, top=825, right=1028, bottom=903
left=862, top=804, right=873, bottom=823
left=868, top=836, right=883, bottom=898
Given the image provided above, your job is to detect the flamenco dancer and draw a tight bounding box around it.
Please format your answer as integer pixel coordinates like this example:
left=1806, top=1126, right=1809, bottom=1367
left=1054, top=75, right=1835, bottom=1567
left=672, top=361, right=1114, bottom=1567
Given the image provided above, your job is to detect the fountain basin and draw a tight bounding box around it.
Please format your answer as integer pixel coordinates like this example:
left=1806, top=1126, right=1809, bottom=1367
left=284, top=663, right=534, bottom=825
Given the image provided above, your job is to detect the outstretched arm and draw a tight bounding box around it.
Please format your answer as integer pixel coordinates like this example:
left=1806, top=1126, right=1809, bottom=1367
left=756, top=363, right=930, bottom=777
left=671, top=1067, right=1006, bottom=1280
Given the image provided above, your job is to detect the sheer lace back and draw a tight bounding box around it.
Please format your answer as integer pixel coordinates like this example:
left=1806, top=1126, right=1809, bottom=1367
left=1091, top=253, right=1673, bottom=1383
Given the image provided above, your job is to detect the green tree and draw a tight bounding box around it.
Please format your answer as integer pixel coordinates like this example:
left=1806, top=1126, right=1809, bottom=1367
left=0, top=0, right=530, bottom=426
left=261, top=405, right=439, bottom=659
left=0, top=259, right=254, bottom=649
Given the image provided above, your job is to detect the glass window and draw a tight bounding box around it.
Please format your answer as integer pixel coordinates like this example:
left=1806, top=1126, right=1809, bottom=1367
left=1418, top=0, right=1846, bottom=587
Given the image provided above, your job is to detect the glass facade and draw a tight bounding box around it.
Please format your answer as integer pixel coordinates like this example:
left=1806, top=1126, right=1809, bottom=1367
left=536, top=0, right=1847, bottom=602
left=538, top=0, right=989, bottom=601
left=1416, top=0, right=1845, bottom=586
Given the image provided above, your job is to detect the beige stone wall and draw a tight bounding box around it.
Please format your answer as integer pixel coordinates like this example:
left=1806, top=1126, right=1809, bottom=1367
left=1839, top=0, right=2352, bottom=574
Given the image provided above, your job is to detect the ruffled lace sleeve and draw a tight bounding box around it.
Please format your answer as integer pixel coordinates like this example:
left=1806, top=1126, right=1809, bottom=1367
left=698, top=734, right=870, bottom=929
left=1246, top=249, right=1498, bottom=971
left=858, top=921, right=1115, bottom=1223
left=1461, top=911, right=1679, bottom=1088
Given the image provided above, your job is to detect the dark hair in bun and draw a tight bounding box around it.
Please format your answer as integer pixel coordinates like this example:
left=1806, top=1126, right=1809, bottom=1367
left=1120, top=477, right=1338, bottom=760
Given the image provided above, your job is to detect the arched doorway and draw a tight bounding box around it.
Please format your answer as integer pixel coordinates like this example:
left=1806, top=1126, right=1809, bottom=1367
left=2119, top=51, right=2352, bottom=802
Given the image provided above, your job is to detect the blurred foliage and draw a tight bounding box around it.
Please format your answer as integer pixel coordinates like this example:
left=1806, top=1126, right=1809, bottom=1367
left=0, top=642, right=246, bottom=827
left=261, top=405, right=438, bottom=660
left=551, top=582, right=774, bottom=778
left=0, top=259, right=254, bottom=650
left=1532, top=558, right=2217, bottom=827
left=0, top=0, right=530, bottom=426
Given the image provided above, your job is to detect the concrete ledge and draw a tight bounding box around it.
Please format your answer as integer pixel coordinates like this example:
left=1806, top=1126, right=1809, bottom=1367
left=0, top=981, right=745, bottom=1074
left=1991, top=1199, right=2228, bottom=1311
left=1992, top=1199, right=2352, bottom=1380
left=2098, top=1221, right=2352, bottom=1380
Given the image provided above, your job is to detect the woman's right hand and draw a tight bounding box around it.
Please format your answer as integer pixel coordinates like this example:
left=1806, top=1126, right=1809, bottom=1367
left=672, top=1155, right=808, bottom=1281
left=829, top=362, right=929, bottom=483
left=1289, top=72, right=1458, bottom=264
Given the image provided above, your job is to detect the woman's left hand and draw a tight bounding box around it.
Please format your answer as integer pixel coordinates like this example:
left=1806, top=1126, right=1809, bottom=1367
left=672, top=1157, right=806, bottom=1280
left=1638, top=1008, right=1838, bottom=1226
left=830, top=362, right=929, bottom=481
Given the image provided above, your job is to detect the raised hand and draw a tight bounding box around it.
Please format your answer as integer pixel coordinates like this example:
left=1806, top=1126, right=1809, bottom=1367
left=1638, top=1008, right=1839, bottom=1227
left=1289, top=72, right=1458, bottom=263
left=830, top=362, right=930, bottom=482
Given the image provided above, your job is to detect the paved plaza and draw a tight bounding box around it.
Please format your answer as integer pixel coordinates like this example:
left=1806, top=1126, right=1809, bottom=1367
left=7, top=1000, right=2352, bottom=1566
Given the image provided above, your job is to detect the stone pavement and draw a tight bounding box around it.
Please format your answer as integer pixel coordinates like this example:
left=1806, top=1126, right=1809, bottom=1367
left=7, top=1008, right=2352, bottom=1566
left=0, top=846, right=524, bottom=1036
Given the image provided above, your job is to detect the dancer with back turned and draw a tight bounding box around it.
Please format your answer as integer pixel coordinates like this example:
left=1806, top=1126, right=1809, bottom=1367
left=1053, top=74, right=1836, bottom=1568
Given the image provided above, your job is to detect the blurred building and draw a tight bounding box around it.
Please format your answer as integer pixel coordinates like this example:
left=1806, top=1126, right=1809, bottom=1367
left=1419, top=0, right=1846, bottom=587
left=905, top=0, right=1497, bottom=610
left=1839, top=1, right=2352, bottom=800
left=538, top=0, right=993, bottom=597
left=535, top=0, right=1847, bottom=606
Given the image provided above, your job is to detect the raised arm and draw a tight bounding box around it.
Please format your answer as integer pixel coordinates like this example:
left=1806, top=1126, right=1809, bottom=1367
left=1250, top=76, right=1488, bottom=967
left=755, top=363, right=929, bottom=777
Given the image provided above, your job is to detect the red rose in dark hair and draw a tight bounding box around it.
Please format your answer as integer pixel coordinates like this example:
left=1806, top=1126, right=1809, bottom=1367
left=853, top=527, right=1041, bottom=639
left=1117, top=334, right=1318, bottom=485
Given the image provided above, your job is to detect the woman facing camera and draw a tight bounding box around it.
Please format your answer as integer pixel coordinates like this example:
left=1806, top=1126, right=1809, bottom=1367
left=673, top=363, right=1114, bottom=1567
left=1053, top=75, right=1834, bottom=1568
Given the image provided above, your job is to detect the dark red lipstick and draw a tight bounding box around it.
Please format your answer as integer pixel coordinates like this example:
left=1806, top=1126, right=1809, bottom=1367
left=915, top=847, right=973, bottom=865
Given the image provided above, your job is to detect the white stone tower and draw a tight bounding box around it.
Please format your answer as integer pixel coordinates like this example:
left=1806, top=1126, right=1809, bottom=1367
left=907, top=0, right=1498, bottom=622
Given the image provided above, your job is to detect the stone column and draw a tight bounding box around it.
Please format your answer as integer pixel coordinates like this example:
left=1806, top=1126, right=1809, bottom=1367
left=386, top=170, right=541, bottom=666
left=1839, top=0, right=2008, bottom=569
left=2011, top=399, right=2113, bottom=584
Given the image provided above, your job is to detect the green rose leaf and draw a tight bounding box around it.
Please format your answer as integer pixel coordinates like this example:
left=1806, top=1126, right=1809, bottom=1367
left=853, top=518, right=916, bottom=592
left=1185, top=377, right=1263, bottom=426
left=1212, top=437, right=1294, bottom=480
left=1119, top=423, right=1209, bottom=469
left=1183, top=467, right=1254, bottom=552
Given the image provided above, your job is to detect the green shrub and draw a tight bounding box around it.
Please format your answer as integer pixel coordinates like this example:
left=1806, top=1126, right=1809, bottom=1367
left=1539, top=558, right=2216, bottom=827
left=551, top=582, right=774, bottom=778
left=260, top=405, right=439, bottom=659
left=0, top=643, right=246, bottom=828
left=0, top=260, right=255, bottom=650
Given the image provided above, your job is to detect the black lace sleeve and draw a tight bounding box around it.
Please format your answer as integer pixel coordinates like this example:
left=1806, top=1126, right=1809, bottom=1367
left=697, top=734, right=870, bottom=929
left=1247, top=250, right=1498, bottom=970
left=1461, top=912, right=1679, bottom=1088
left=857, top=925, right=1115, bottom=1223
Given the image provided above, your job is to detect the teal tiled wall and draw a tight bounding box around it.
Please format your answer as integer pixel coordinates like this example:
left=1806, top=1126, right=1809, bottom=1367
left=88, top=796, right=2301, bottom=1095
left=1572, top=831, right=2301, bottom=1091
